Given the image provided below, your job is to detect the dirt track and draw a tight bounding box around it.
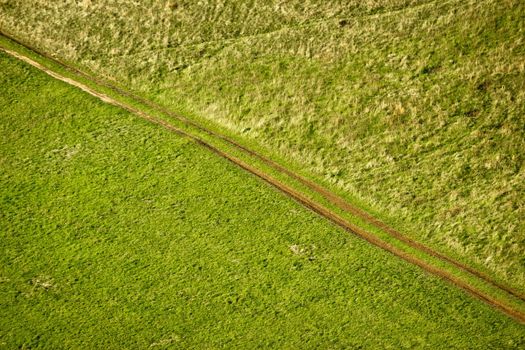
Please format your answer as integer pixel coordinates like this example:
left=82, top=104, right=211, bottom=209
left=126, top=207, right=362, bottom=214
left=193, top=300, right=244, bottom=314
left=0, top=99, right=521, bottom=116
left=1, top=36, right=524, bottom=324
left=4, top=30, right=523, bottom=306
left=2, top=31, right=521, bottom=305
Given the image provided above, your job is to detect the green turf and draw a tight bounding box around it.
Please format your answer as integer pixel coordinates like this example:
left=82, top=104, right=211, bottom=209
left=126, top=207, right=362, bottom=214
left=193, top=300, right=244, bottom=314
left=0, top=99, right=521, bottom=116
left=1, top=0, right=522, bottom=290
left=1, top=50, right=524, bottom=348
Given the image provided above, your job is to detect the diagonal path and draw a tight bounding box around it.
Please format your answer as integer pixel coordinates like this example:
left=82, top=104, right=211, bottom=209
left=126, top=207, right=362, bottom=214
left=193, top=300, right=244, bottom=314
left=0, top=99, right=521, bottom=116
left=1, top=35, right=524, bottom=324
left=3, top=30, right=521, bottom=304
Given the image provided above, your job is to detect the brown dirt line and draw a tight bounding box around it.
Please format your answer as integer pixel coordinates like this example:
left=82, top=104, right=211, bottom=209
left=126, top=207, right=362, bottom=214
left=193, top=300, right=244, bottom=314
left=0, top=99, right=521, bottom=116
left=2, top=40, right=524, bottom=324
left=2, top=30, right=521, bottom=304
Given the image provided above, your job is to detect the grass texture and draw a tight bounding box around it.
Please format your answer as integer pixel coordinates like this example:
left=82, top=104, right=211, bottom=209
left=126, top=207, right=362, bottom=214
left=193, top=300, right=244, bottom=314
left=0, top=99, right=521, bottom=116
left=1, top=0, right=522, bottom=289
left=1, top=50, right=525, bottom=348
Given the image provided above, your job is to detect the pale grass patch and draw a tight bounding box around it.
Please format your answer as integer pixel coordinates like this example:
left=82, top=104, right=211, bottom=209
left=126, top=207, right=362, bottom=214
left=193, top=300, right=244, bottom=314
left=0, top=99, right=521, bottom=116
left=150, top=336, right=180, bottom=347
left=289, top=244, right=303, bottom=255
left=30, top=275, right=54, bottom=291
left=289, top=244, right=316, bottom=260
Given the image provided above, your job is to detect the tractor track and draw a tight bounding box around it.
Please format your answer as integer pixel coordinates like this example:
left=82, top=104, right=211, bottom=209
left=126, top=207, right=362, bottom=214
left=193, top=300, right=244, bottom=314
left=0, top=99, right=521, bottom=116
left=1, top=31, right=522, bottom=305
left=1, top=36, right=524, bottom=324
left=4, top=30, right=524, bottom=306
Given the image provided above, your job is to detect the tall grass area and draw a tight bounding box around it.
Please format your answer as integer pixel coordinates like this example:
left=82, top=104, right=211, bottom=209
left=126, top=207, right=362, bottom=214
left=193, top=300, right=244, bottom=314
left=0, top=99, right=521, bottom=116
left=1, top=0, right=523, bottom=288
left=4, top=51, right=525, bottom=348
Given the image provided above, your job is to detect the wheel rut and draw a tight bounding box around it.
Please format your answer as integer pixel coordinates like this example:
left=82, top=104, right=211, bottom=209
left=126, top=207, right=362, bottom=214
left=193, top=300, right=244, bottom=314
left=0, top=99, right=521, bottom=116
left=1, top=33, right=524, bottom=324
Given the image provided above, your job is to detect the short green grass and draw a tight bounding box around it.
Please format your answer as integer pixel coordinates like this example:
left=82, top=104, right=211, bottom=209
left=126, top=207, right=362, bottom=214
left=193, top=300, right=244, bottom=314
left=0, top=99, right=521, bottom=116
left=1, top=0, right=522, bottom=289
left=1, top=51, right=524, bottom=348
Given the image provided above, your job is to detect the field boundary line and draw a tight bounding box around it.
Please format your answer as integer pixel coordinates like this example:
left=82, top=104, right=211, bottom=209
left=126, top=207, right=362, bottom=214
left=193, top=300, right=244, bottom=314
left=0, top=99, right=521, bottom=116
left=0, top=30, right=521, bottom=304
left=1, top=40, right=524, bottom=324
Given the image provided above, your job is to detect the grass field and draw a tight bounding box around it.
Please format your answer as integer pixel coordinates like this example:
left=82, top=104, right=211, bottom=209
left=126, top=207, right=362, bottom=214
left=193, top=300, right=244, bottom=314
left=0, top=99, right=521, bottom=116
left=1, top=49, right=524, bottom=348
left=0, top=0, right=523, bottom=290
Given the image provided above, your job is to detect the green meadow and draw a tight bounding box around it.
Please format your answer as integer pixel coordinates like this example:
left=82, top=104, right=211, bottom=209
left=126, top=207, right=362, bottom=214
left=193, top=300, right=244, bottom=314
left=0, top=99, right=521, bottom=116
left=1, top=0, right=523, bottom=290
left=1, top=50, right=524, bottom=348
